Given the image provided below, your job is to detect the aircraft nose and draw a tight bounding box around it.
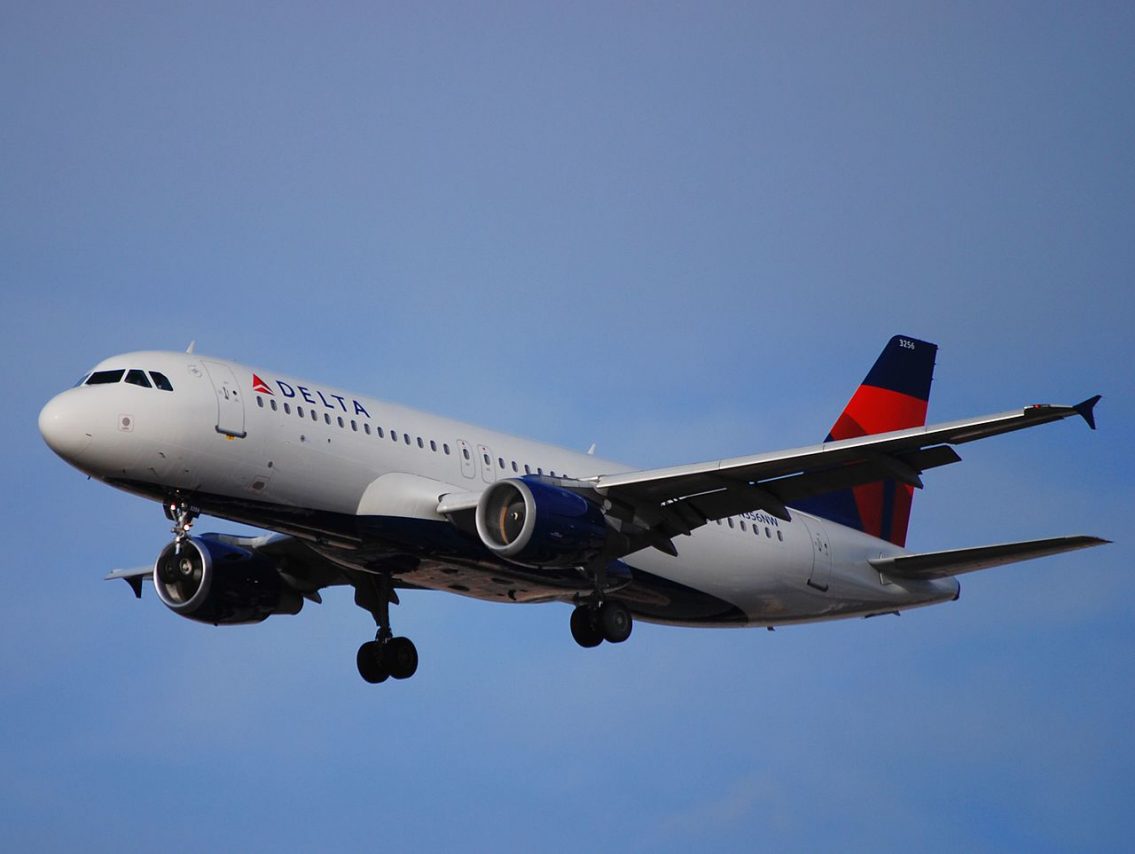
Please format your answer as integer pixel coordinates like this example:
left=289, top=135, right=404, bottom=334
left=38, top=391, right=92, bottom=461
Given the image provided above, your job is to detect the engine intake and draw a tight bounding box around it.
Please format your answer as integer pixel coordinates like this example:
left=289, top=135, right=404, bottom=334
left=153, top=535, right=303, bottom=625
left=475, top=478, right=610, bottom=569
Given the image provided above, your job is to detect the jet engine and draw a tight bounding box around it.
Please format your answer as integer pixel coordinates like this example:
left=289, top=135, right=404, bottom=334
left=153, top=535, right=304, bottom=625
left=474, top=478, right=611, bottom=569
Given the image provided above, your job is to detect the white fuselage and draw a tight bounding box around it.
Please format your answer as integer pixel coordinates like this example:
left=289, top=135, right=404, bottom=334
left=39, top=350, right=960, bottom=627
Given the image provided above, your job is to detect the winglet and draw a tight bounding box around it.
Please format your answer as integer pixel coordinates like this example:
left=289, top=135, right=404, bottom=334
left=1074, top=395, right=1102, bottom=430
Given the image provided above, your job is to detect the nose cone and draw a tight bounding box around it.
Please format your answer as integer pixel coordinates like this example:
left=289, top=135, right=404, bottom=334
left=39, top=391, right=92, bottom=461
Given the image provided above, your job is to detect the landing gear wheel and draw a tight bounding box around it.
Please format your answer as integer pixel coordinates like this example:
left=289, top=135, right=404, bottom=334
left=356, top=641, right=389, bottom=684
left=599, top=600, right=633, bottom=643
left=570, top=605, right=603, bottom=648
left=386, top=637, right=419, bottom=680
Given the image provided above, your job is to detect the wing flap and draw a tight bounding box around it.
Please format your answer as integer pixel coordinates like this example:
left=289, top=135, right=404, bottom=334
left=869, top=536, right=1110, bottom=580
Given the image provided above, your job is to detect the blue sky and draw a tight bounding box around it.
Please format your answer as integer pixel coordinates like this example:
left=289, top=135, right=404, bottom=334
left=2, top=3, right=1133, bottom=850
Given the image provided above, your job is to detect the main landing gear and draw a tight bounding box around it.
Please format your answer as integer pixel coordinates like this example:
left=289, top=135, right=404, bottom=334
left=354, top=572, right=418, bottom=684
left=570, top=557, right=634, bottom=648
left=570, top=600, right=633, bottom=648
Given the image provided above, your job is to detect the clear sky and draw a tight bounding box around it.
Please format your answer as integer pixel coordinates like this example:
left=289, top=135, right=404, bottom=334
left=3, top=3, right=1133, bottom=851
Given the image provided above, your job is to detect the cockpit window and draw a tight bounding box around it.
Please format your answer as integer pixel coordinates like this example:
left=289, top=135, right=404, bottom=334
left=73, top=374, right=90, bottom=387
left=149, top=371, right=173, bottom=391
left=125, top=369, right=152, bottom=388
left=86, top=369, right=125, bottom=385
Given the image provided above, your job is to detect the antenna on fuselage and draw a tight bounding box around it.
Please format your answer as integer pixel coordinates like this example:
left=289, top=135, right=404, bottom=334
left=586, top=443, right=597, bottom=455
left=186, top=340, right=196, bottom=354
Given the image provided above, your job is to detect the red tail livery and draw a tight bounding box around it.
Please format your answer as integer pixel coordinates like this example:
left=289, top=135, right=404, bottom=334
left=796, top=335, right=936, bottom=546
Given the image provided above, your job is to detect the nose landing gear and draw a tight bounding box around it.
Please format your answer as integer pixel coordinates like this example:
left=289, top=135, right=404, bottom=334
left=164, top=497, right=199, bottom=549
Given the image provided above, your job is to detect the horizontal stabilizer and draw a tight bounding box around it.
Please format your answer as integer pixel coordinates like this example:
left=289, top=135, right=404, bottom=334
left=869, top=535, right=1110, bottom=580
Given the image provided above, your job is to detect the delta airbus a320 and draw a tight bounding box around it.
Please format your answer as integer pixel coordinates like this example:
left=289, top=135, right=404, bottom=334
left=39, top=336, right=1107, bottom=684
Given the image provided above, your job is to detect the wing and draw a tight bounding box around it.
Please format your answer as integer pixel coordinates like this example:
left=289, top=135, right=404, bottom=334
left=582, top=397, right=1101, bottom=543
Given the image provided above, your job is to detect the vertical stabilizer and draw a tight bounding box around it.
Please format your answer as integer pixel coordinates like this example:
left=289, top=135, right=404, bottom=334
left=795, top=335, right=937, bottom=546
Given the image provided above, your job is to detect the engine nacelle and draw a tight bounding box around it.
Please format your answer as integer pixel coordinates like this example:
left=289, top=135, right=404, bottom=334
left=153, top=535, right=304, bottom=625
left=475, top=478, right=610, bottom=569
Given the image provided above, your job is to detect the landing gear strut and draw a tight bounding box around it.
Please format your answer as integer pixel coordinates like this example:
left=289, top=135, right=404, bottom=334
left=354, top=572, right=418, bottom=684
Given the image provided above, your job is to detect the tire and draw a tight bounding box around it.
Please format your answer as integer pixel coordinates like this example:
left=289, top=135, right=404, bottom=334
left=356, top=641, right=389, bottom=684
left=570, top=605, right=603, bottom=648
left=599, top=601, right=632, bottom=644
left=387, top=637, right=419, bottom=680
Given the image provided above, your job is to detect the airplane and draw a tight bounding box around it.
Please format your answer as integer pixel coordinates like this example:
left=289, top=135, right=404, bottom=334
left=38, top=335, right=1108, bottom=684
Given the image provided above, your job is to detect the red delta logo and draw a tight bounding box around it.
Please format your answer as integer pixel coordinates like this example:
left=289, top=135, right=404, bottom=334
left=249, top=373, right=372, bottom=417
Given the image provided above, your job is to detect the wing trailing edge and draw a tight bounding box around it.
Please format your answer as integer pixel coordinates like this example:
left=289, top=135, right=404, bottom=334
left=869, top=536, right=1110, bottom=581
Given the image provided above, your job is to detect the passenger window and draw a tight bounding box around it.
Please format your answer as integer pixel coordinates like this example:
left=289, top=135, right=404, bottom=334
left=404, top=434, right=411, bottom=445
left=727, top=518, right=734, bottom=529
left=511, top=461, right=518, bottom=472
left=351, top=420, right=357, bottom=431
left=377, top=427, right=385, bottom=438
left=86, top=370, right=125, bottom=385
left=443, top=443, right=450, bottom=455
left=324, top=413, right=331, bottom=424
left=524, top=465, right=531, bottom=475
left=311, top=410, right=317, bottom=421
left=765, top=527, right=771, bottom=538
left=498, top=457, right=505, bottom=469
left=297, top=406, right=304, bottom=417
left=284, top=403, right=291, bottom=415
left=270, top=399, right=278, bottom=411
left=337, top=416, right=344, bottom=428
left=257, top=397, right=264, bottom=408
left=430, top=440, right=437, bottom=451
left=417, top=437, right=424, bottom=448
left=739, top=521, right=747, bottom=532
left=149, top=372, right=173, bottom=391
left=364, top=423, right=371, bottom=435
left=777, top=530, right=783, bottom=541
left=462, top=448, right=471, bottom=460
left=483, top=454, right=491, bottom=465
left=391, top=431, right=398, bottom=442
